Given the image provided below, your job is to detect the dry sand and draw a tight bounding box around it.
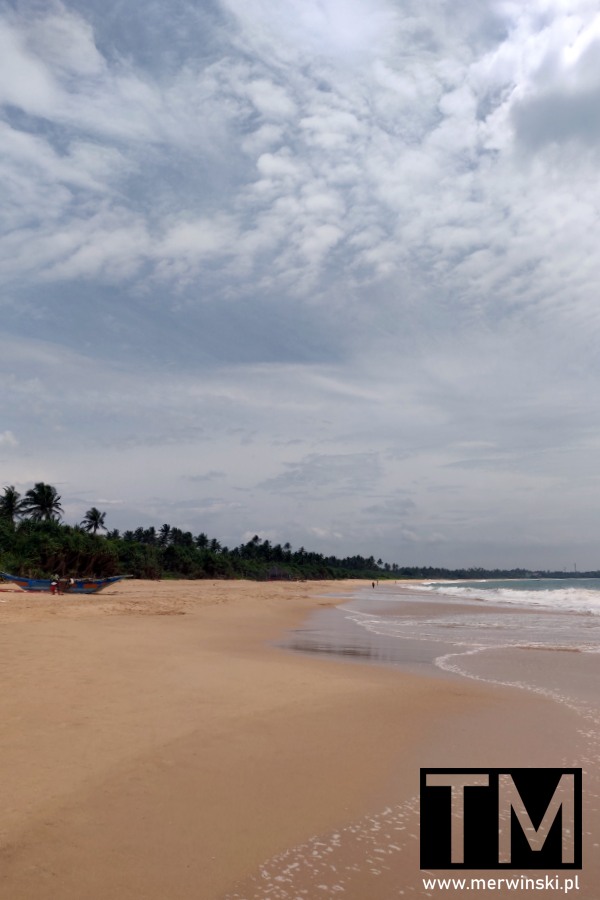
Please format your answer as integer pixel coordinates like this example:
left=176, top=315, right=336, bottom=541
left=0, top=579, right=589, bottom=899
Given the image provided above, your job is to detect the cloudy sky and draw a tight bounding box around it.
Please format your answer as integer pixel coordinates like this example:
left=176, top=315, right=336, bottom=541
left=2, top=0, right=600, bottom=569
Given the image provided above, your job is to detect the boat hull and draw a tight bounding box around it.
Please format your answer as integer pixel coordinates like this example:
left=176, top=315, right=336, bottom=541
left=0, top=572, right=129, bottom=594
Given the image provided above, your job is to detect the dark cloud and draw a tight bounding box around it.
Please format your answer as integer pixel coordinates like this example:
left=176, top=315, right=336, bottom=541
left=260, top=453, right=381, bottom=496
left=361, top=497, right=417, bottom=520
left=512, top=84, right=600, bottom=149
left=184, top=471, right=226, bottom=483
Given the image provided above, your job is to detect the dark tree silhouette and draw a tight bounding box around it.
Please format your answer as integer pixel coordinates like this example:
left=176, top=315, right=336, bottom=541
left=81, top=507, right=107, bottom=535
left=0, top=485, right=25, bottom=526
left=21, top=483, right=63, bottom=522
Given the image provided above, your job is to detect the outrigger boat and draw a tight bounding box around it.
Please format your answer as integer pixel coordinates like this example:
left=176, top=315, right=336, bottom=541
left=0, top=572, right=131, bottom=595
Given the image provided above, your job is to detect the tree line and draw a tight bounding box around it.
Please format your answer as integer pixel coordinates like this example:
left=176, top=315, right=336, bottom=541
left=1, top=483, right=594, bottom=582
left=0, top=482, right=395, bottom=580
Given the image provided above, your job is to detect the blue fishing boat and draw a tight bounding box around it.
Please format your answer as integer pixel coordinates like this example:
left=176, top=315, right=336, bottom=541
left=0, top=572, right=131, bottom=594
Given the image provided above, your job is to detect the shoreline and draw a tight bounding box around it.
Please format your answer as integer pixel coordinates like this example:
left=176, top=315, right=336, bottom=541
left=0, top=580, right=592, bottom=898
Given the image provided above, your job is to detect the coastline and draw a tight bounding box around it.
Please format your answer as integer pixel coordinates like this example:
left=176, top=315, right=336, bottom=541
left=0, top=579, right=591, bottom=898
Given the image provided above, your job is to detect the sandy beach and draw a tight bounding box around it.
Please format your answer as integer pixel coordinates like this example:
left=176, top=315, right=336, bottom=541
left=0, top=579, right=592, bottom=899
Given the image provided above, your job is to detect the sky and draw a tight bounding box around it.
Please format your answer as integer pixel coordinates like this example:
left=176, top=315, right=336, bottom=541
left=2, top=0, right=600, bottom=569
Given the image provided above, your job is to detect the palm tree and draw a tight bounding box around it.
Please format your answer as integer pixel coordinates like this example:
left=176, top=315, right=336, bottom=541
left=260, top=539, right=272, bottom=560
left=0, top=485, right=25, bottom=526
left=170, top=527, right=183, bottom=545
left=181, top=531, right=194, bottom=548
left=143, top=526, right=157, bottom=545
left=21, top=482, right=63, bottom=522
left=81, top=507, right=107, bottom=535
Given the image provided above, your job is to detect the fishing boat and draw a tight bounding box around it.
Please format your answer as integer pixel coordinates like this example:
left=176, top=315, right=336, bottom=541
left=0, top=572, right=131, bottom=594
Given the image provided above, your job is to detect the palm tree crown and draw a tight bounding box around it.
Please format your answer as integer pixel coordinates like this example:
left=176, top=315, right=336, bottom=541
left=158, top=524, right=171, bottom=546
left=0, top=485, right=25, bottom=526
left=21, top=482, right=63, bottom=522
left=81, top=507, right=107, bottom=535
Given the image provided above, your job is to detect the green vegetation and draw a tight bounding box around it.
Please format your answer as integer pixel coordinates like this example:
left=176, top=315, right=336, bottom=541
left=0, top=482, right=393, bottom=581
left=1, top=483, right=595, bottom=583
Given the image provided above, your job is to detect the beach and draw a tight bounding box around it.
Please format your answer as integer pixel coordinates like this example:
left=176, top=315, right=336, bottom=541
left=0, top=579, right=594, bottom=898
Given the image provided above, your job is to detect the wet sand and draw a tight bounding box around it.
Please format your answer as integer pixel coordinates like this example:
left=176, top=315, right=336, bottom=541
left=0, top=580, right=592, bottom=898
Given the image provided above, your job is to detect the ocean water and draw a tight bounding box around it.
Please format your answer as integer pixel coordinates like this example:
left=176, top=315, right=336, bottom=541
left=226, top=581, right=600, bottom=899
left=284, top=578, right=600, bottom=671
left=421, top=576, right=600, bottom=616
left=276, top=579, right=600, bottom=721
left=329, top=579, right=600, bottom=711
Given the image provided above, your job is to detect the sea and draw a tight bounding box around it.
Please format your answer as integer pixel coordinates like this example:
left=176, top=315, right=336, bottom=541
left=226, top=579, right=600, bottom=899
left=282, top=578, right=600, bottom=701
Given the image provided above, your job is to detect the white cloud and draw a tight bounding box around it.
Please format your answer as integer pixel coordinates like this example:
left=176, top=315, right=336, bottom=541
left=2, top=0, right=598, bottom=307
left=0, top=16, right=61, bottom=111
left=0, top=431, right=18, bottom=447
left=1, top=0, right=600, bottom=565
left=244, top=79, right=297, bottom=119
left=221, top=0, right=400, bottom=64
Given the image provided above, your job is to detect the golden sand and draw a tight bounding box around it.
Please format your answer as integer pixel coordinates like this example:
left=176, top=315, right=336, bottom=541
left=0, top=580, right=590, bottom=898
